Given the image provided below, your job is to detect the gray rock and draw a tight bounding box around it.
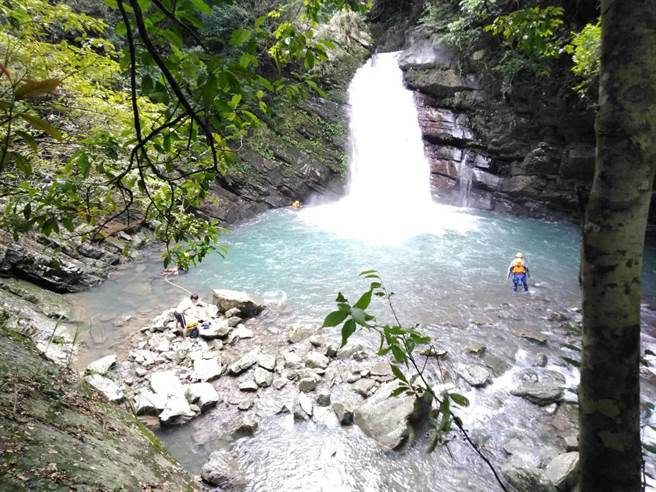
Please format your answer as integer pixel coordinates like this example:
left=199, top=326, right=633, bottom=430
left=133, top=388, right=167, bottom=416
left=325, top=343, right=339, bottom=358
left=228, top=349, right=259, bottom=375
left=466, top=343, right=486, bottom=355
left=369, top=361, right=392, bottom=377
left=254, top=367, right=273, bottom=387
left=199, top=318, right=231, bottom=339
left=148, top=335, right=170, bottom=353
left=332, top=402, right=354, bottom=425
left=346, top=372, right=361, bottom=383
left=273, top=378, right=288, bottom=390
left=337, top=343, right=364, bottom=359
left=200, top=450, right=246, bottom=488
left=257, top=353, right=276, bottom=371
left=283, top=352, right=303, bottom=369
left=224, top=307, right=241, bottom=318
left=316, top=390, right=331, bottom=407
left=212, top=288, right=264, bottom=317
left=85, top=354, right=117, bottom=375
left=501, top=455, right=557, bottom=492
left=230, top=324, right=254, bottom=341
left=563, top=433, right=578, bottom=452
left=84, top=374, right=124, bottom=402
left=193, top=356, right=222, bottom=382
left=459, top=365, right=491, bottom=387
left=513, top=329, right=548, bottom=345
left=287, top=323, right=315, bottom=343
left=353, top=378, right=376, bottom=397
left=149, top=371, right=195, bottom=424
left=299, top=376, right=320, bottom=393
left=186, top=382, right=219, bottom=411
left=227, top=316, right=241, bottom=327
left=419, top=346, right=448, bottom=358
left=294, top=393, right=314, bottom=420
left=354, top=381, right=432, bottom=449
left=308, top=335, right=326, bottom=347
left=545, top=452, right=579, bottom=490
left=503, top=438, right=542, bottom=468
left=231, top=415, right=259, bottom=437
left=511, top=369, right=566, bottom=406
left=305, top=351, right=330, bottom=369
left=239, top=380, right=259, bottom=392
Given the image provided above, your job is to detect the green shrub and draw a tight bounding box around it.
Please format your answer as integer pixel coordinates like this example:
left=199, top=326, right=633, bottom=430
left=564, top=19, right=601, bottom=94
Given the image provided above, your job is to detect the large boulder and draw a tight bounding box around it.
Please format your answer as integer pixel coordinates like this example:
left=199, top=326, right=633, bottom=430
left=84, top=374, right=124, bottom=402
left=212, top=289, right=264, bottom=318
left=228, top=349, right=259, bottom=375
left=133, top=388, right=167, bottom=416
left=354, top=381, right=432, bottom=449
left=200, top=450, right=246, bottom=489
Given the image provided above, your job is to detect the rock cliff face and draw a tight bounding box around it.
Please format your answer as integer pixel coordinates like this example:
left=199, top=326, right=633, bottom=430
left=400, top=39, right=596, bottom=219
left=368, top=1, right=655, bottom=224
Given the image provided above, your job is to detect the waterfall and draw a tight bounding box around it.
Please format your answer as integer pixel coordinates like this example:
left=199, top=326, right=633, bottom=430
left=458, top=152, right=475, bottom=207
left=300, top=52, right=476, bottom=243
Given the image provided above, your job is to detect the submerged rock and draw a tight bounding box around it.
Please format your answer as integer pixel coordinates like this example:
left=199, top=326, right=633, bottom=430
left=316, top=389, right=331, bottom=407
left=501, top=455, right=556, bottom=492
left=511, top=369, right=566, bottom=406
left=86, top=354, right=117, bottom=375
left=459, top=364, right=491, bottom=387
left=84, top=374, right=124, bottom=402
left=201, top=450, right=246, bottom=489
left=354, top=381, right=432, bottom=449
left=212, top=289, right=264, bottom=318
left=544, top=452, right=579, bottom=490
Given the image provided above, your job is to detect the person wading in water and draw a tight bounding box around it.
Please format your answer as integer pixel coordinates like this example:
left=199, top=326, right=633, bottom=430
left=507, top=252, right=530, bottom=292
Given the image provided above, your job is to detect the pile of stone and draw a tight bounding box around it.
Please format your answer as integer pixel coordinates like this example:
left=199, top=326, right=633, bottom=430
left=83, top=289, right=265, bottom=425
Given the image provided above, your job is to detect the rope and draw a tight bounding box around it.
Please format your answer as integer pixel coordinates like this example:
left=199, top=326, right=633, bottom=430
left=164, top=274, right=193, bottom=295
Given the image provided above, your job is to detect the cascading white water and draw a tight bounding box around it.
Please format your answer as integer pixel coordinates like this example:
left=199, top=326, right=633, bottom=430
left=300, top=51, right=476, bottom=242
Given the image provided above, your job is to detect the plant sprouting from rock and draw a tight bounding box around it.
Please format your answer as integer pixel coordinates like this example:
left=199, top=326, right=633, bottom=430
left=564, top=19, right=601, bottom=95
left=324, top=269, right=509, bottom=491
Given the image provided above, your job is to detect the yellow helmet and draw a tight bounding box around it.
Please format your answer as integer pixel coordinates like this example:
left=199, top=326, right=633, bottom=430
left=515, top=252, right=523, bottom=259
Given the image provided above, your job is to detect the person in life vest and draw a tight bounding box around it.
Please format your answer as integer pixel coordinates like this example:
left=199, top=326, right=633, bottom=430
left=507, top=252, right=530, bottom=292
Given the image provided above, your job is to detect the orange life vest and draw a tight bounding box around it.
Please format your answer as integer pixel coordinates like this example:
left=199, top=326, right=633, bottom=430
left=511, top=258, right=526, bottom=274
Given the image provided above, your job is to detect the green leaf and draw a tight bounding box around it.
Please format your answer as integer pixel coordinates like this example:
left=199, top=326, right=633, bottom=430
left=427, top=431, right=441, bottom=453
left=323, top=309, right=349, bottom=328
left=340, top=319, right=356, bottom=347
left=15, top=131, right=38, bottom=151
left=390, top=364, right=408, bottom=383
left=77, top=152, right=91, bottom=178
left=15, top=79, right=61, bottom=99
left=390, top=344, right=406, bottom=363
left=389, top=385, right=407, bottom=398
left=11, top=152, right=32, bottom=176
left=20, top=114, right=62, bottom=140
left=353, top=289, right=372, bottom=310
left=643, top=443, right=656, bottom=454
left=188, top=0, right=211, bottom=14
left=230, top=28, right=252, bottom=47
left=336, top=292, right=347, bottom=303
left=449, top=393, right=470, bottom=407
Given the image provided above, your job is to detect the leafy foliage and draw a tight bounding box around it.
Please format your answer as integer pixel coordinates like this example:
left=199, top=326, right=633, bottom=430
left=0, top=0, right=370, bottom=268
left=484, top=6, right=565, bottom=80
left=564, top=19, right=601, bottom=94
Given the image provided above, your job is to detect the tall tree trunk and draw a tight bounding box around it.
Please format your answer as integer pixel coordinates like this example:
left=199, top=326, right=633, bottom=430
left=580, top=1, right=656, bottom=491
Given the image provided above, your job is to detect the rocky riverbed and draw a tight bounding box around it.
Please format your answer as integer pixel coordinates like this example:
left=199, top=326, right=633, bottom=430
left=75, top=282, right=656, bottom=491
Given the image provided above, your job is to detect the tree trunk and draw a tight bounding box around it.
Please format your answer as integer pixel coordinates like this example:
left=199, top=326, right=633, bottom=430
left=580, top=2, right=656, bottom=491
